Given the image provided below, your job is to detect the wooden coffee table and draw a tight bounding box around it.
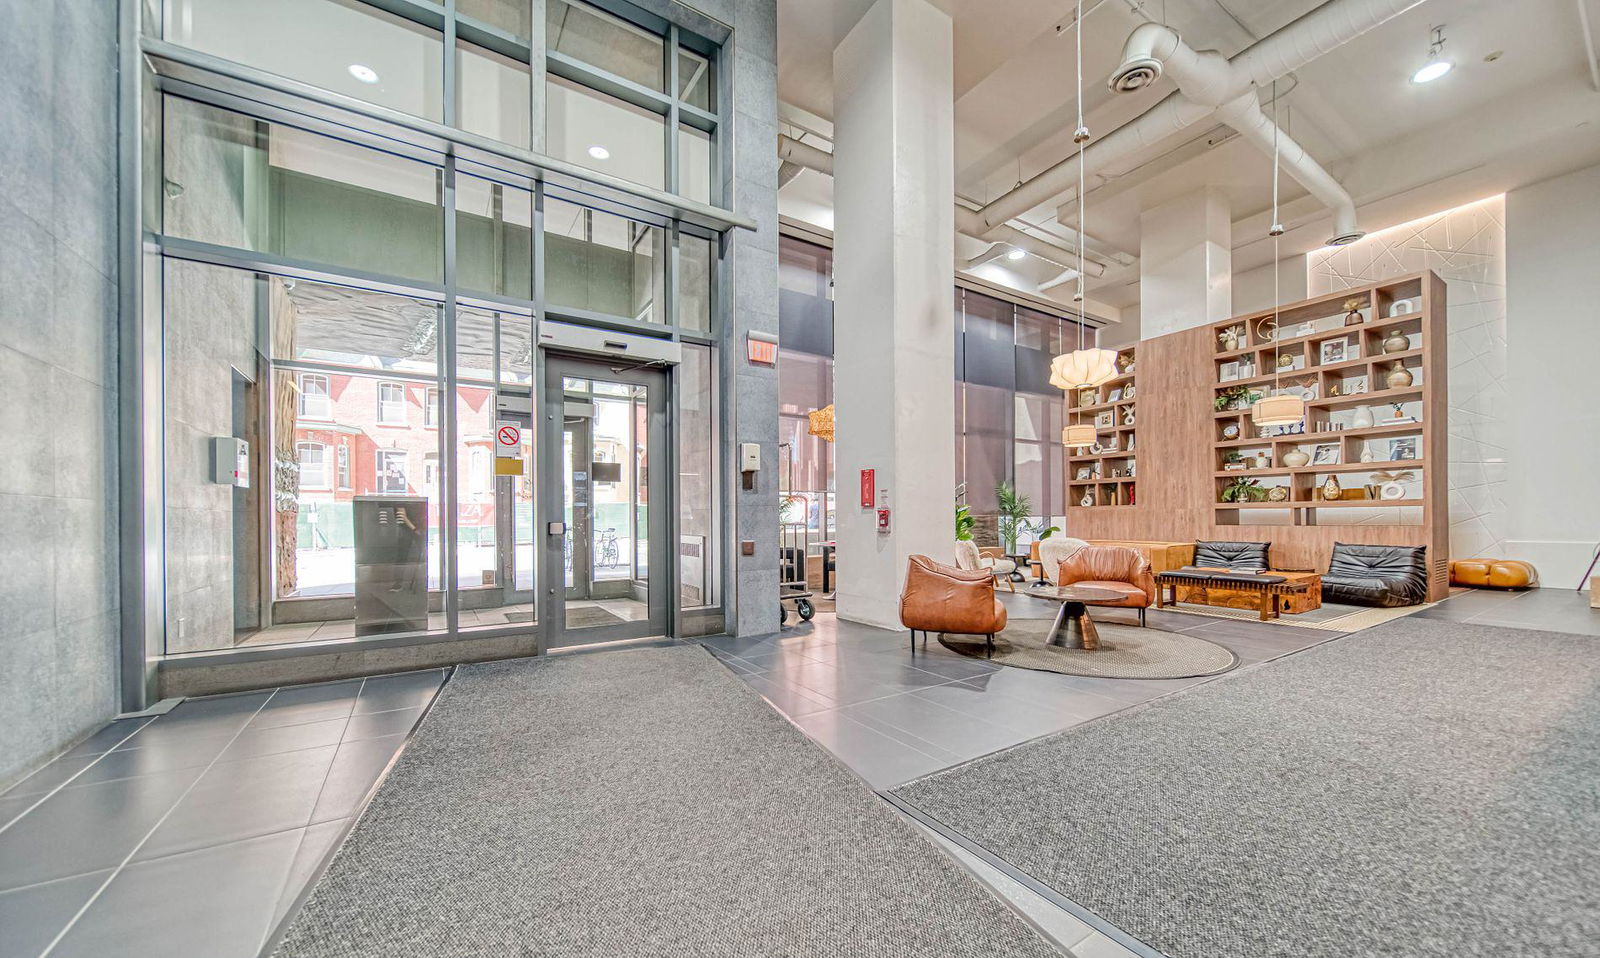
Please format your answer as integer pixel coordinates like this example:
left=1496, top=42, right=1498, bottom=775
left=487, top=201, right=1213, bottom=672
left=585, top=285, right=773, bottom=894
left=1025, top=584, right=1123, bottom=650
left=1173, top=568, right=1323, bottom=614
left=1154, top=569, right=1312, bottom=621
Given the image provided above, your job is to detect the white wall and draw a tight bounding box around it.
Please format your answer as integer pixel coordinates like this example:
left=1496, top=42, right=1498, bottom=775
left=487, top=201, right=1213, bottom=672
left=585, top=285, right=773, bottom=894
left=1505, top=163, right=1600, bottom=587
left=1233, top=254, right=1307, bottom=316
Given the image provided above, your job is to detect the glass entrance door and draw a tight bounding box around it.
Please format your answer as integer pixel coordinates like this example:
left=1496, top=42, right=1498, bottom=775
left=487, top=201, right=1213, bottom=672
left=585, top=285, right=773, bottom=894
left=540, top=354, right=669, bottom=646
left=496, top=409, right=535, bottom=609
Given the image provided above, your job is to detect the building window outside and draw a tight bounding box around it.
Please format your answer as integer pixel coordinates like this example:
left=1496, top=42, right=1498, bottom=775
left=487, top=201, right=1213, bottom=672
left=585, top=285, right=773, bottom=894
left=377, top=449, right=409, bottom=493
left=378, top=382, right=408, bottom=425
left=336, top=442, right=351, bottom=490
left=425, top=388, right=439, bottom=428
left=298, top=373, right=331, bottom=420
left=297, top=441, right=329, bottom=489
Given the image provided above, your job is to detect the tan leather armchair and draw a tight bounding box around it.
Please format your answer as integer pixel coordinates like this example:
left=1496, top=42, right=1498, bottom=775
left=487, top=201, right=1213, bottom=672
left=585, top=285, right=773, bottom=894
left=1057, top=545, right=1156, bottom=626
left=899, top=554, right=1008, bottom=652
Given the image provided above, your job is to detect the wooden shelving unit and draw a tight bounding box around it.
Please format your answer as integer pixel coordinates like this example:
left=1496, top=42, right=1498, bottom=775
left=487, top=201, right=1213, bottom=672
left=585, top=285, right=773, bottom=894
left=1066, top=345, right=1138, bottom=510
left=1209, top=274, right=1445, bottom=522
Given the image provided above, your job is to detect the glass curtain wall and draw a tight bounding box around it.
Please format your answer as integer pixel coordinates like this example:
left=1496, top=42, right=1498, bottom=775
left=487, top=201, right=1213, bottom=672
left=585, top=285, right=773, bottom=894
left=152, top=73, right=722, bottom=654
left=774, top=235, right=1092, bottom=554
left=161, top=0, right=723, bottom=202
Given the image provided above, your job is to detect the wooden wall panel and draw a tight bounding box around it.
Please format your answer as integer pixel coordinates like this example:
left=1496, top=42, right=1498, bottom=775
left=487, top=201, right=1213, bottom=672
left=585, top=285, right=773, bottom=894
left=1064, top=273, right=1450, bottom=601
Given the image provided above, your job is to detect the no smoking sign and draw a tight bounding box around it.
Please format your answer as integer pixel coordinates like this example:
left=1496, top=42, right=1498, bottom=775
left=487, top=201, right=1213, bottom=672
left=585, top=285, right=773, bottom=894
left=495, top=421, right=522, bottom=459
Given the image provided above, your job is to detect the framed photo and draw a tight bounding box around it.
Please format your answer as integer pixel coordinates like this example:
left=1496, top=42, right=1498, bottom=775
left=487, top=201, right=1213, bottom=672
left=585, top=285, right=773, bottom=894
left=1107, top=387, right=1124, bottom=402
left=1311, top=443, right=1341, bottom=466
left=1078, top=388, right=1096, bottom=407
left=1388, top=437, right=1419, bottom=461
left=1076, top=466, right=1092, bottom=480
left=1095, top=411, right=1113, bottom=428
left=1320, top=339, right=1347, bottom=365
left=1219, top=361, right=1240, bottom=382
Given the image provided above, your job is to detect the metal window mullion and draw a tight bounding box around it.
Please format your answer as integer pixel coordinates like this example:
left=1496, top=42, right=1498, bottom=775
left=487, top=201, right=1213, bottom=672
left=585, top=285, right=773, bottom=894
left=531, top=180, right=548, bottom=653
left=443, top=0, right=458, bottom=129
left=442, top=158, right=460, bottom=635
left=666, top=24, right=680, bottom=199
left=530, top=0, right=548, bottom=154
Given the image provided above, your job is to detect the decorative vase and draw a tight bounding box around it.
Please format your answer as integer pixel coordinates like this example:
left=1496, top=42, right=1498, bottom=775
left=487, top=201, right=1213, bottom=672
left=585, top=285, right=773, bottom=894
left=1219, top=328, right=1238, bottom=351
left=1351, top=405, right=1376, bottom=428
left=1343, top=298, right=1365, bottom=326
left=1322, top=475, right=1342, bottom=501
left=1359, top=441, right=1376, bottom=463
left=1268, top=486, right=1289, bottom=502
left=1386, top=361, right=1414, bottom=389
left=1253, top=452, right=1271, bottom=469
left=1382, top=329, right=1410, bottom=354
left=1278, top=354, right=1295, bottom=370
left=1282, top=448, right=1311, bottom=468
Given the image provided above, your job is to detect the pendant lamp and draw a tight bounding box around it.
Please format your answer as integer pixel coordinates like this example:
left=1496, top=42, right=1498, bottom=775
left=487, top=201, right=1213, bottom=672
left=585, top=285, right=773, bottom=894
left=1249, top=79, right=1305, bottom=430
left=1053, top=0, right=1109, bottom=448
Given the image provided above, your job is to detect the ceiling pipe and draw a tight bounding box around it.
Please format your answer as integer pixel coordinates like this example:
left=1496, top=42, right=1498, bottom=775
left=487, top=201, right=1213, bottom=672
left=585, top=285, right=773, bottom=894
left=776, top=133, right=1112, bottom=276
left=969, top=0, right=1428, bottom=244
left=1036, top=267, right=1082, bottom=293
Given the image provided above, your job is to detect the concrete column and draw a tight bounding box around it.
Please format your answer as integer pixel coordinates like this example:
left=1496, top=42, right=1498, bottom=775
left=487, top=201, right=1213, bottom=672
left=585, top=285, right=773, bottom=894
left=832, top=0, right=956, bottom=631
left=1139, top=187, right=1232, bottom=338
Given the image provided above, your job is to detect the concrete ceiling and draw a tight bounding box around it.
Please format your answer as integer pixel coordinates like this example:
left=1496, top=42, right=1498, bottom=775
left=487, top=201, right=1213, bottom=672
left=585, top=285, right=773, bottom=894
left=777, top=0, right=1600, bottom=310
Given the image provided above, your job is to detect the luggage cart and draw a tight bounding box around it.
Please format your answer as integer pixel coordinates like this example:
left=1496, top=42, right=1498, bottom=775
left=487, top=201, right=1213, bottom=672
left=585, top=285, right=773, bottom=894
left=777, top=443, right=816, bottom=625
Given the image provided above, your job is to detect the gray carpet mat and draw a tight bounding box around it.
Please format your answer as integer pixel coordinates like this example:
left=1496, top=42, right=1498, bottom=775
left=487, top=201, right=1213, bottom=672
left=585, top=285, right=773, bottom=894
left=271, top=645, right=1059, bottom=958
left=893, top=617, right=1600, bottom=958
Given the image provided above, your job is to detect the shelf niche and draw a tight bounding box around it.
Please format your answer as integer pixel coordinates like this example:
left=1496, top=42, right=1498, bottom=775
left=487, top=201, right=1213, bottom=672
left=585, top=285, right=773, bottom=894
left=1065, top=345, right=1138, bottom=510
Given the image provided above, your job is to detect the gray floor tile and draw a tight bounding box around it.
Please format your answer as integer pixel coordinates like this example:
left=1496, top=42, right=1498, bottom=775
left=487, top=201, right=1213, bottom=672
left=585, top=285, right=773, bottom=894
left=308, top=734, right=408, bottom=825
left=786, top=709, right=952, bottom=790
left=0, top=770, right=199, bottom=891
left=220, top=716, right=349, bottom=762
left=135, top=746, right=338, bottom=862
left=0, top=869, right=111, bottom=958
left=1, top=755, right=98, bottom=798
left=57, top=719, right=152, bottom=760
left=266, top=818, right=347, bottom=936
left=764, top=657, right=963, bottom=708
left=738, top=673, right=837, bottom=717
left=248, top=680, right=362, bottom=730
left=342, top=706, right=425, bottom=743
left=69, top=741, right=218, bottom=788
left=840, top=692, right=1023, bottom=760
left=49, top=829, right=303, bottom=958
left=352, top=670, right=445, bottom=715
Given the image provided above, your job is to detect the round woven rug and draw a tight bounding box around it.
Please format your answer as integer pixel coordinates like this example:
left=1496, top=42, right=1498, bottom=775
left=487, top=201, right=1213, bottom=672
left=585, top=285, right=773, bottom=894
left=939, top=619, right=1238, bottom=679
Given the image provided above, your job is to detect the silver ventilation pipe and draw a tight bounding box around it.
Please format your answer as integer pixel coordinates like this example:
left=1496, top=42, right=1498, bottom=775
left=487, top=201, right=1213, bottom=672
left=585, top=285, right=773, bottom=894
left=969, top=0, right=1428, bottom=245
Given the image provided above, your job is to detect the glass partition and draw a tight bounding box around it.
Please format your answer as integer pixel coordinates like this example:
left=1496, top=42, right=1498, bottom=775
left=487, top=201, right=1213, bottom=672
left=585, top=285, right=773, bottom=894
left=163, top=0, right=445, bottom=120
left=547, top=0, right=666, bottom=90
left=456, top=173, right=533, bottom=298
left=544, top=195, right=665, bottom=322
left=545, top=75, right=667, bottom=191
left=457, top=41, right=533, bottom=149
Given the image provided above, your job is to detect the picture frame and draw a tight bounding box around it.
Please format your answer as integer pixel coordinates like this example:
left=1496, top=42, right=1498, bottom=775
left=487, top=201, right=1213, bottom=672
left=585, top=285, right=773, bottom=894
left=1095, top=411, right=1113, bottom=428
left=1076, top=466, right=1092, bottom=481
left=1320, top=339, right=1347, bottom=365
left=1078, top=388, right=1096, bottom=407
left=1311, top=443, right=1341, bottom=466
left=1219, top=361, right=1240, bottom=383
left=1388, top=436, right=1419, bottom=461
left=1107, top=387, right=1124, bottom=402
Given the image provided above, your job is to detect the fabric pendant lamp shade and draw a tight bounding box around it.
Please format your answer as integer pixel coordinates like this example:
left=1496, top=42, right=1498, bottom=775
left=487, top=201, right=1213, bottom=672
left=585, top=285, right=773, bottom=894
left=807, top=404, right=835, bottom=443
left=1049, top=348, right=1119, bottom=390
left=1062, top=423, right=1097, bottom=447
left=1252, top=393, right=1306, bottom=427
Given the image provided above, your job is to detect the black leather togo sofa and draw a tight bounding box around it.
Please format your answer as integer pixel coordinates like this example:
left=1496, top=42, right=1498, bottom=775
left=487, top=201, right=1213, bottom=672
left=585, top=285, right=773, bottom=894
left=1192, top=540, right=1270, bottom=571
left=1322, top=542, right=1428, bottom=607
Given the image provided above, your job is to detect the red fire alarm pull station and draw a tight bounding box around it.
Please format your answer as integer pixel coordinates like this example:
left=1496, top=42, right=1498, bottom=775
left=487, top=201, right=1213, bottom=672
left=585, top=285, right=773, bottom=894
left=860, top=469, right=875, bottom=509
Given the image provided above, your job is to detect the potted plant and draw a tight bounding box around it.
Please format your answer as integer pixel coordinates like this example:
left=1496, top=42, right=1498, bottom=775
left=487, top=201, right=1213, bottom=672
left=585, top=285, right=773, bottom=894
left=1215, top=385, right=1254, bottom=412
left=1221, top=476, right=1263, bottom=503
left=994, top=481, right=1034, bottom=556
left=955, top=503, right=975, bottom=542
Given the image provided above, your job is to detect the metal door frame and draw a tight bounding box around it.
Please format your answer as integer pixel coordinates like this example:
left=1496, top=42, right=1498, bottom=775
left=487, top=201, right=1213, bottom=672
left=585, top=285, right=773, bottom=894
left=539, top=352, right=671, bottom=647
left=494, top=408, right=535, bottom=609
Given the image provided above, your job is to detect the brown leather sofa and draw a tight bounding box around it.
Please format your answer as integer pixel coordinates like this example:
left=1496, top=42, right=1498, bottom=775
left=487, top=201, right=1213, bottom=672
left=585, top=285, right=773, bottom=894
left=899, top=554, right=1008, bottom=651
left=1057, top=545, right=1157, bottom=626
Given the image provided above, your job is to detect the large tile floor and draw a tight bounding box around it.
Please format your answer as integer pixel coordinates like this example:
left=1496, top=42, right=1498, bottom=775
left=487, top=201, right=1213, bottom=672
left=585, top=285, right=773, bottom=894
left=0, top=670, right=445, bottom=958
left=1, top=586, right=1591, bottom=958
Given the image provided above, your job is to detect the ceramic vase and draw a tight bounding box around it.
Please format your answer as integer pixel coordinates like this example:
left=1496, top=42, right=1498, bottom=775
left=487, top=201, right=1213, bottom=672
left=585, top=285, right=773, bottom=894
left=1351, top=405, right=1376, bottom=428
left=1282, top=448, right=1311, bottom=468
left=1386, top=362, right=1414, bottom=389
left=1322, top=475, right=1342, bottom=501
left=1359, top=442, right=1376, bottom=463
left=1382, top=329, right=1410, bottom=354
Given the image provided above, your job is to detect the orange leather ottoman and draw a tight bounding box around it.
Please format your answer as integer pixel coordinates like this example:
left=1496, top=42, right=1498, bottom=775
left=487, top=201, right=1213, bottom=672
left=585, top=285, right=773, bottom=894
left=1449, top=558, right=1539, bottom=590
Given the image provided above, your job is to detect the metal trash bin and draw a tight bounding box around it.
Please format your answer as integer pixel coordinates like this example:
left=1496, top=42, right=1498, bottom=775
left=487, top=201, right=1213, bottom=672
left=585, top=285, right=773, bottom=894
left=354, top=495, right=429, bottom=635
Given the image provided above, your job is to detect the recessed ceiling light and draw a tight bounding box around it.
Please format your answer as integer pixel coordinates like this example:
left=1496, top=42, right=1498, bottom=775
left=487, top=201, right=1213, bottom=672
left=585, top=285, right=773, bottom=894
left=588, top=145, right=611, bottom=160
left=1412, top=59, right=1452, bottom=83
left=1006, top=248, right=1027, bottom=261
left=1411, top=25, right=1452, bottom=84
left=348, top=64, right=379, bottom=84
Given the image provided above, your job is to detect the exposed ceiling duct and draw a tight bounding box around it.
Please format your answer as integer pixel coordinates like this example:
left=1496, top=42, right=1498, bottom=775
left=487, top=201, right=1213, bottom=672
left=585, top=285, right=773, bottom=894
left=967, top=0, right=1431, bottom=247
left=776, top=133, right=1112, bottom=277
